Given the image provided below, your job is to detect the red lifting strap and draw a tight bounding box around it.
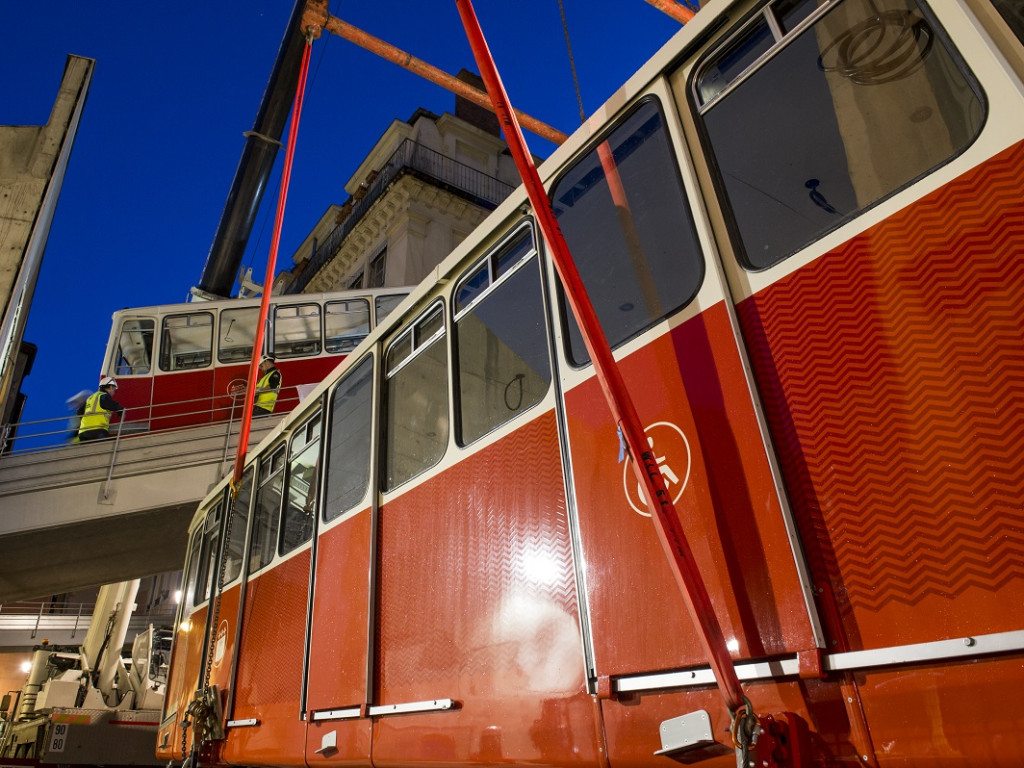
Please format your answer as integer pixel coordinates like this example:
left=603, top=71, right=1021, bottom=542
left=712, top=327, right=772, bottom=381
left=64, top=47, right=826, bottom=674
left=231, top=36, right=314, bottom=491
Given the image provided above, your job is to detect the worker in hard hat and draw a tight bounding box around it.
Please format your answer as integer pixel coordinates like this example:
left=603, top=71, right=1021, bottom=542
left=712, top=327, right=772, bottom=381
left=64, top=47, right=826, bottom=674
left=77, top=377, right=125, bottom=442
left=253, top=356, right=281, bottom=417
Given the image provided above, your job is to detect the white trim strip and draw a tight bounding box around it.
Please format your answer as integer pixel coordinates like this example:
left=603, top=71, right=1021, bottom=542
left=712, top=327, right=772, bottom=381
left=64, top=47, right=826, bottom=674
left=614, top=629, right=1024, bottom=694
left=312, top=707, right=360, bottom=722
left=310, top=698, right=456, bottom=722
left=226, top=718, right=259, bottom=728
left=368, top=698, right=455, bottom=716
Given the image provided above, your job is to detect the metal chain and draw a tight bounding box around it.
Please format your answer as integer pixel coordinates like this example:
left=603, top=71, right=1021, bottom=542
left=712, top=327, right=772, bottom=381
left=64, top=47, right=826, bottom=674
left=179, top=492, right=237, bottom=766
left=179, top=716, right=190, bottom=764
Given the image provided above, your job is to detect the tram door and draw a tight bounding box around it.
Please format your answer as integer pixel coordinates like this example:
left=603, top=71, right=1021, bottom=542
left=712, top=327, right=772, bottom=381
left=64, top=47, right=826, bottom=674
left=548, top=94, right=821, bottom=690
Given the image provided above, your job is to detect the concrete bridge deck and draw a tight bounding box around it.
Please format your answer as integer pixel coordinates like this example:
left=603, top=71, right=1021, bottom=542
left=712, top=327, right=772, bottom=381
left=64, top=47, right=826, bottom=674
left=0, top=416, right=281, bottom=603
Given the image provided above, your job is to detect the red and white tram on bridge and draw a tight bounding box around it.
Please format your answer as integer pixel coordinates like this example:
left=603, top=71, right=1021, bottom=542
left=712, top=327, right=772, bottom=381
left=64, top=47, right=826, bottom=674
left=160, top=0, right=1024, bottom=765
left=100, top=288, right=408, bottom=431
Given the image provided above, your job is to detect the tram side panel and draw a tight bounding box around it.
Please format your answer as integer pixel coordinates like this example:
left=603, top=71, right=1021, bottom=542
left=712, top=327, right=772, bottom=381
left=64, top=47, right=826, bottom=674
left=369, top=411, right=601, bottom=766
left=733, top=140, right=1024, bottom=762
left=303, top=356, right=377, bottom=765
left=221, top=553, right=311, bottom=766
left=677, top=0, right=1024, bottom=761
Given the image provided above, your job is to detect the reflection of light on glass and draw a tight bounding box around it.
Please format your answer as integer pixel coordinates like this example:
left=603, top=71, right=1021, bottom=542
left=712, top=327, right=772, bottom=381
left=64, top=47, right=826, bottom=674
left=521, top=551, right=560, bottom=587
left=179, top=620, right=191, bottom=632
left=174, top=590, right=182, bottom=604
left=726, top=638, right=739, bottom=653
left=20, top=660, right=31, bottom=673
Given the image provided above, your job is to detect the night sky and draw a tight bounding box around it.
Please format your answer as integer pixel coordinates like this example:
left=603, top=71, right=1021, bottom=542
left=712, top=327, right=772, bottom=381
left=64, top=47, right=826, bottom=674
left=0, top=0, right=683, bottom=435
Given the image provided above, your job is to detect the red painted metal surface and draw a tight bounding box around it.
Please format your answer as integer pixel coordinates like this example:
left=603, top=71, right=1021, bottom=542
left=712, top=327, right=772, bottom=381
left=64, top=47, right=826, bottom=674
left=371, top=412, right=602, bottom=764
left=114, top=355, right=344, bottom=432
left=564, top=302, right=817, bottom=675
left=736, top=140, right=1024, bottom=653
left=222, top=554, right=311, bottom=767
left=157, top=603, right=210, bottom=762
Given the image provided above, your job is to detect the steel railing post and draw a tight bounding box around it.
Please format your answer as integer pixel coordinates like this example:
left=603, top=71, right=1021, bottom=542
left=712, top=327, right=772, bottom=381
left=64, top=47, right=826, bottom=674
left=104, top=411, right=127, bottom=500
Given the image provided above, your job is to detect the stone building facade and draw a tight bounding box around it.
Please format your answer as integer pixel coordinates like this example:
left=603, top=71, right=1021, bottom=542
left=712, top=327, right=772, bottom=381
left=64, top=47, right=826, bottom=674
left=274, top=71, right=521, bottom=296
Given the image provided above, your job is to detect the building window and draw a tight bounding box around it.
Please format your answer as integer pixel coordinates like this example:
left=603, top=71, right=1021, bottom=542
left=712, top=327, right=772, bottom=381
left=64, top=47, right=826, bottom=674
left=348, top=271, right=364, bottom=290
left=369, top=248, right=387, bottom=288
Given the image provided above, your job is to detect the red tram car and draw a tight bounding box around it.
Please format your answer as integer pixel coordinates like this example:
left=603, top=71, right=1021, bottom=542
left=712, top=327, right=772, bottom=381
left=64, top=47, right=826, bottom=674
left=100, top=288, right=408, bottom=431
left=160, top=0, right=1024, bottom=765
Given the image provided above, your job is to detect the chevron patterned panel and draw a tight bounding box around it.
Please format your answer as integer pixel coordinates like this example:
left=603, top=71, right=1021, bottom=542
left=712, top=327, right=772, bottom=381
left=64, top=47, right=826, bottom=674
left=737, top=140, right=1024, bottom=647
left=376, top=410, right=580, bottom=700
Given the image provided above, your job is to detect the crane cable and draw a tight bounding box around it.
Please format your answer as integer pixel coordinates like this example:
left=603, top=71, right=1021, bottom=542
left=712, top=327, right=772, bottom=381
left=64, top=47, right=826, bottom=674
left=231, top=33, right=315, bottom=494
left=557, top=0, right=586, bottom=125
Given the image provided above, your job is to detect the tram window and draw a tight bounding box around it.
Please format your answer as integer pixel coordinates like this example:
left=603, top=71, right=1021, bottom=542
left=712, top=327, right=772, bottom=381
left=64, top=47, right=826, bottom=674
left=324, top=299, right=370, bottom=354
left=196, top=503, right=223, bottom=604
left=249, top=446, right=285, bottom=572
left=696, top=0, right=984, bottom=270
left=182, top=529, right=203, bottom=614
left=383, top=304, right=449, bottom=490
left=551, top=99, right=705, bottom=366
left=375, top=293, right=407, bottom=326
left=219, top=307, right=259, bottom=364
left=159, top=313, right=213, bottom=372
left=280, top=415, right=320, bottom=555
left=274, top=304, right=322, bottom=358
left=697, top=16, right=773, bottom=104
left=993, top=0, right=1024, bottom=44
left=115, top=318, right=154, bottom=376
left=222, top=467, right=253, bottom=584
left=324, top=357, right=373, bottom=521
left=454, top=227, right=552, bottom=445
left=776, top=0, right=819, bottom=32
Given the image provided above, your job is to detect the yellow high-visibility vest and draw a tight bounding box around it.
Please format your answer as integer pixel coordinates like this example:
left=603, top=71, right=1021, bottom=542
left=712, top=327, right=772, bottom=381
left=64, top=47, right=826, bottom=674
left=255, top=369, right=280, bottom=412
left=78, top=390, right=113, bottom=434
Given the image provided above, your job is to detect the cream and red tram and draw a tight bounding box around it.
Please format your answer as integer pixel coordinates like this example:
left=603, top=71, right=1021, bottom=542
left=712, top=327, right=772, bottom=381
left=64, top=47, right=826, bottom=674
left=160, top=0, right=1024, bottom=765
left=101, top=288, right=408, bottom=431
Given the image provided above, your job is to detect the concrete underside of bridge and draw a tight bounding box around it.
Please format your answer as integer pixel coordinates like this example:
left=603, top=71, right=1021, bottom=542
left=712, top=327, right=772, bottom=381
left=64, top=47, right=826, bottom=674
left=0, top=417, right=281, bottom=603
left=1, top=503, right=194, bottom=604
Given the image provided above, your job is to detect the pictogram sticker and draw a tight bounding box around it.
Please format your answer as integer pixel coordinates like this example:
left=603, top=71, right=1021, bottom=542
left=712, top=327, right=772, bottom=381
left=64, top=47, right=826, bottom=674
left=622, top=421, right=691, bottom=517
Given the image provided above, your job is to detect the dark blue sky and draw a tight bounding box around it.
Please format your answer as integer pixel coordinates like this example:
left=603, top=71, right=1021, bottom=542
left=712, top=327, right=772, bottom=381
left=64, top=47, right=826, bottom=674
left=1, top=1, right=682, bottom=434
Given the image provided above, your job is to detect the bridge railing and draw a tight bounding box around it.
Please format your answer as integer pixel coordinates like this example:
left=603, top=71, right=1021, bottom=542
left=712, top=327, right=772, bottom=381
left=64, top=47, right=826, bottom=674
left=0, top=600, right=177, bottom=643
left=0, top=389, right=301, bottom=457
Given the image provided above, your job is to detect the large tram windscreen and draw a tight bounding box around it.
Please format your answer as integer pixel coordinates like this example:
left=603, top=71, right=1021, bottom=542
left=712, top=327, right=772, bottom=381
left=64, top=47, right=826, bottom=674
left=697, top=0, right=984, bottom=269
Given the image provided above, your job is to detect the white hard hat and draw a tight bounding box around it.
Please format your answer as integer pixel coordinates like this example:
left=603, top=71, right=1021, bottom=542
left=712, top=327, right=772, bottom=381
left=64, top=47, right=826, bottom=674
left=99, top=376, right=118, bottom=388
